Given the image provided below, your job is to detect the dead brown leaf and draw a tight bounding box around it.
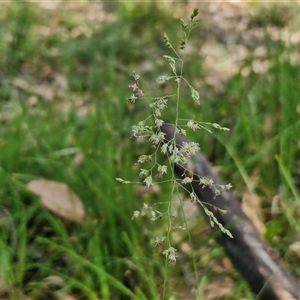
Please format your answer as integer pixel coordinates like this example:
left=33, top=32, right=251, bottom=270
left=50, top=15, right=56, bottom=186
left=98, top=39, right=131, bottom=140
left=202, top=277, right=235, bottom=300
left=289, top=241, right=300, bottom=258
left=241, top=192, right=265, bottom=236
left=27, top=179, right=85, bottom=222
left=0, top=279, right=28, bottom=300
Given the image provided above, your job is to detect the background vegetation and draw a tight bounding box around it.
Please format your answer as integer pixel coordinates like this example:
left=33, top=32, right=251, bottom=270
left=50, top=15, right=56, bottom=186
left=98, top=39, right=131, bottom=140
left=0, top=2, right=300, bottom=299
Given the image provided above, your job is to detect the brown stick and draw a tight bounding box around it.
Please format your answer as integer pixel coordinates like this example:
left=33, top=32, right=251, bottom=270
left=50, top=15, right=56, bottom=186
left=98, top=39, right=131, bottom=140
left=160, top=122, right=300, bottom=300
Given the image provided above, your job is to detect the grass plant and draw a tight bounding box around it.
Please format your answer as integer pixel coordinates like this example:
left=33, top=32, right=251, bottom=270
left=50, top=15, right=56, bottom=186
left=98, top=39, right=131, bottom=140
left=0, top=2, right=299, bottom=299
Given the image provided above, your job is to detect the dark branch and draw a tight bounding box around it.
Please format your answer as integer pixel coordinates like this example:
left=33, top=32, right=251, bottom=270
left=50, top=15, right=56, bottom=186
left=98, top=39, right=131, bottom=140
left=160, top=122, right=300, bottom=300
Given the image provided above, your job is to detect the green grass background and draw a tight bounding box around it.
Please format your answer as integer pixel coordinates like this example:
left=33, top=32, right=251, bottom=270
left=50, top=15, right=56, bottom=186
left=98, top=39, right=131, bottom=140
left=0, top=2, right=299, bottom=299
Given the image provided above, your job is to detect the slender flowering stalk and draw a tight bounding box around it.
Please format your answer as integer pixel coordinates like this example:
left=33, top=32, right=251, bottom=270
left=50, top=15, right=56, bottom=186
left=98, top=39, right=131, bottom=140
left=118, top=9, right=232, bottom=267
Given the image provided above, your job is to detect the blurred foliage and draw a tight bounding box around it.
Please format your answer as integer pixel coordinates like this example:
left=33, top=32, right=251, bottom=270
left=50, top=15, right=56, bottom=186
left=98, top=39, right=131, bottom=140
left=0, top=1, right=299, bottom=299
